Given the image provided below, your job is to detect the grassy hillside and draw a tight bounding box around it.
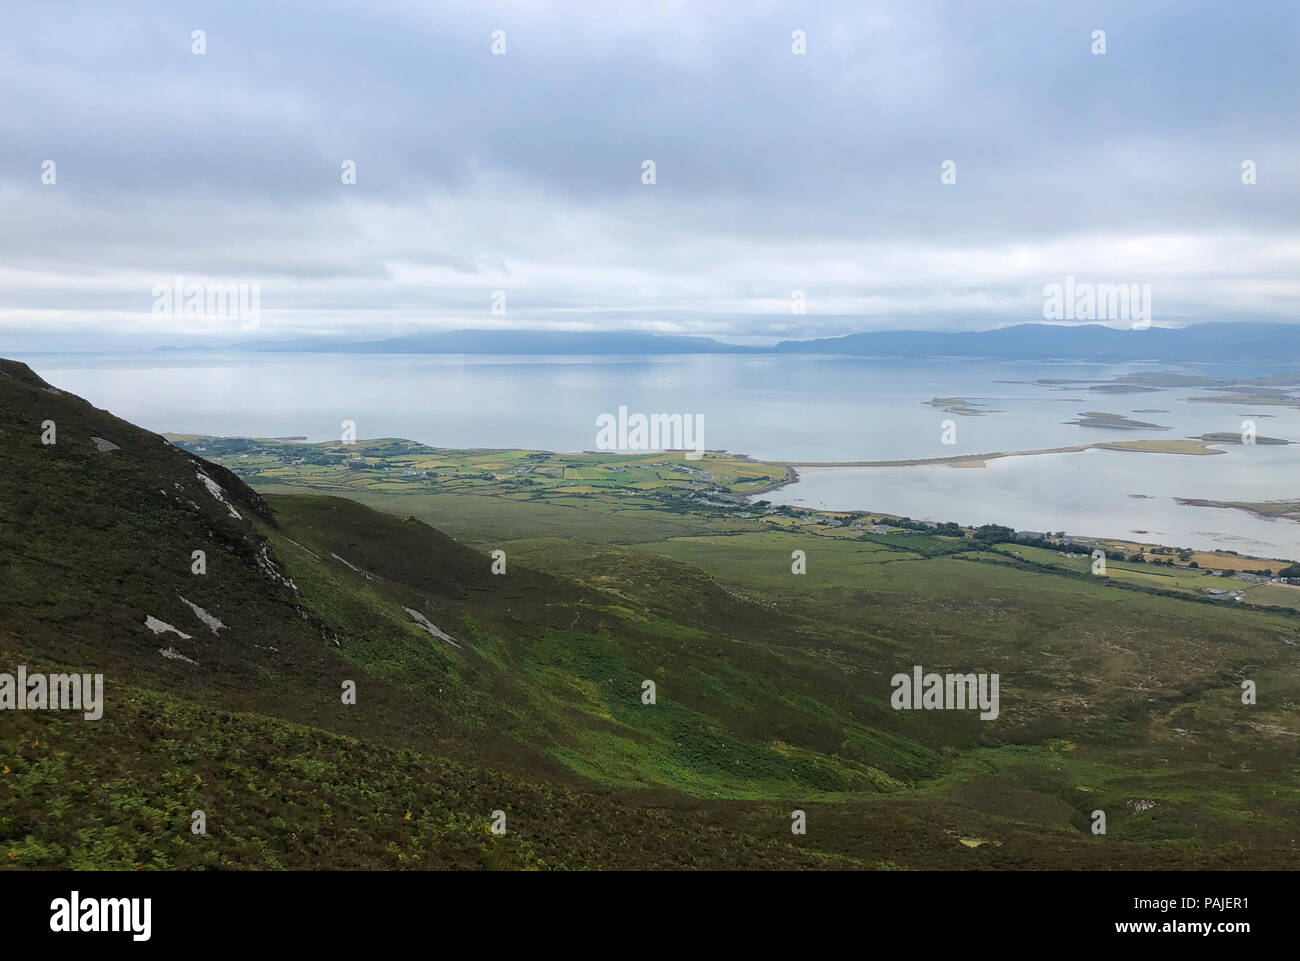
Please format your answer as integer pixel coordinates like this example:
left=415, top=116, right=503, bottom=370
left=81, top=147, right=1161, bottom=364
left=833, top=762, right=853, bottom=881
left=3, top=360, right=1298, bottom=869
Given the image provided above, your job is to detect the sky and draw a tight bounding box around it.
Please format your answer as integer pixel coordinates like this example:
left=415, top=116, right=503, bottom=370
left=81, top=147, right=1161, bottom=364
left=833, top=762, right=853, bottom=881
left=2, top=0, right=1298, bottom=348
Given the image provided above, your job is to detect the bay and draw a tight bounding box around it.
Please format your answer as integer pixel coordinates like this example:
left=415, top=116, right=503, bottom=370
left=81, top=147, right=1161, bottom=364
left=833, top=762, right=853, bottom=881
left=18, top=350, right=1300, bottom=560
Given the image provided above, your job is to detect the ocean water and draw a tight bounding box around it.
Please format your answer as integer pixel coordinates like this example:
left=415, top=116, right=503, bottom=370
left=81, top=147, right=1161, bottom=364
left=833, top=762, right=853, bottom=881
left=18, top=350, right=1300, bottom=560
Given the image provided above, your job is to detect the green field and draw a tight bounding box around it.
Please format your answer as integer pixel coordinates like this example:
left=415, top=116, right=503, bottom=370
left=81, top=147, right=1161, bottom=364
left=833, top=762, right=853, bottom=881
left=3, top=365, right=1298, bottom=871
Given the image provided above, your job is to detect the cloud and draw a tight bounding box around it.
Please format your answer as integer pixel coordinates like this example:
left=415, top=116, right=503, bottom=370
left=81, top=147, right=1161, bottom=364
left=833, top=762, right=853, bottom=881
left=1, top=0, right=1297, bottom=344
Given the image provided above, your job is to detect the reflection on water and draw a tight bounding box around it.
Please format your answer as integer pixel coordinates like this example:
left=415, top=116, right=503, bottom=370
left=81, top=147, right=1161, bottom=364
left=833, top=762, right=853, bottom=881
left=19, top=351, right=1300, bottom=559
left=764, top=449, right=1300, bottom=561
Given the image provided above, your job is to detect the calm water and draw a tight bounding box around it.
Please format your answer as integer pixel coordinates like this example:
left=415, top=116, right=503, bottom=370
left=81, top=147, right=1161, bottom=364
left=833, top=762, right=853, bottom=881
left=18, top=351, right=1300, bottom=560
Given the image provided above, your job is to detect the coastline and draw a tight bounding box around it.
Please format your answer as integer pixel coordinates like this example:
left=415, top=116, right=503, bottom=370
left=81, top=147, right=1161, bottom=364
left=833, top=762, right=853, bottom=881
left=774, top=438, right=1227, bottom=470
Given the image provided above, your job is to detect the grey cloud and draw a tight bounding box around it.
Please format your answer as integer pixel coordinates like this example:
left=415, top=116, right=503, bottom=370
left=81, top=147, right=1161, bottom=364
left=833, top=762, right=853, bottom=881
left=1, top=0, right=1297, bottom=343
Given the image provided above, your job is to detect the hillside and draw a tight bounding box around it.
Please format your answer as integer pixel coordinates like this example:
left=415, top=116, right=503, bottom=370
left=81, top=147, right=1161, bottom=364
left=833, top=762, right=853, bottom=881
left=2, top=359, right=1299, bottom=870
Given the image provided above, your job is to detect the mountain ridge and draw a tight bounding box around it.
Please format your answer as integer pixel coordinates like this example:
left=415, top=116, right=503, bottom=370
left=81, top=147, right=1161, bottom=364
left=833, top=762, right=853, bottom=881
left=146, top=321, right=1300, bottom=362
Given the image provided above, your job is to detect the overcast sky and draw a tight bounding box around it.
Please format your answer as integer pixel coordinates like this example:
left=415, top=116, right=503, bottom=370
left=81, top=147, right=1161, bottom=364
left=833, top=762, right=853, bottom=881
left=2, top=0, right=1298, bottom=347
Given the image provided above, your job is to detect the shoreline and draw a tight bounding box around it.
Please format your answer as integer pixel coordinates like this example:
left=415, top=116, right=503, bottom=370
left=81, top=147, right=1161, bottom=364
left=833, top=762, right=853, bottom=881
left=774, top=438, right=1228, bottom=470
left=746, top=444, right=1298, bottom=565
left=744, top=463, right=800, bottom=496
left=1176, top=497, right=1300, bottom=525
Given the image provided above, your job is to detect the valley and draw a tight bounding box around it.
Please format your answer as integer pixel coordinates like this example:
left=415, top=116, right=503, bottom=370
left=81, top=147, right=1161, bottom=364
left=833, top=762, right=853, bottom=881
left=3, top=358, right=1298, bottom=870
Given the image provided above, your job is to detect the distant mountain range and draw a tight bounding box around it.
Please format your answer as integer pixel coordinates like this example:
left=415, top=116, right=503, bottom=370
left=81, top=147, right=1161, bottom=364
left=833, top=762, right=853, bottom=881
left=771, top=322, right=1300, bottom=362
left=245, top=329, right=756, bottom=355
left=153, top=322, right=1300, bottom=363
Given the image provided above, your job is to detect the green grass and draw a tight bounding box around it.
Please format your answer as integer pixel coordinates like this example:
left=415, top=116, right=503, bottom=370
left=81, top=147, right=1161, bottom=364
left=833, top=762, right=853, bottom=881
left=4, top=359, right=1299, bottom=869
